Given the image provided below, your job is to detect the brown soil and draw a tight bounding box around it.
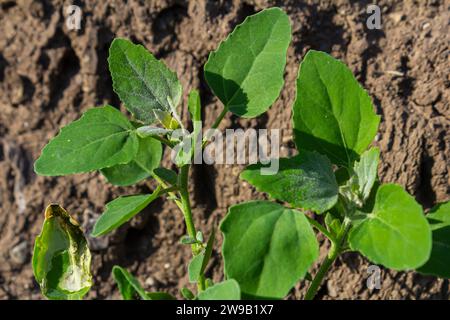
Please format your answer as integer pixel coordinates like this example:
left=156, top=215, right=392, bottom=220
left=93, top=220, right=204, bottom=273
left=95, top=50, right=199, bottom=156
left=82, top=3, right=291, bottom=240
left=0, top=0, right=448, bottom=300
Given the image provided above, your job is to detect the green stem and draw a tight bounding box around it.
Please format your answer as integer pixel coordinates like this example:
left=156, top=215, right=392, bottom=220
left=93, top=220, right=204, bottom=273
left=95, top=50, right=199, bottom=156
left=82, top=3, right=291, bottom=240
left=179, top=165, right=196, bottom=238
left=198, top=275, right=206, bottom=292
left=179, top=164, right=207, bottom=293
left=306, top=215, right=337, bottom=243
left=152, top=135, right=175, bottom=148
left=202, top=106, right=228, bottom=147
left=210, top=106, right=228, bottom=130
left=304, top=218, right=351, bottom=300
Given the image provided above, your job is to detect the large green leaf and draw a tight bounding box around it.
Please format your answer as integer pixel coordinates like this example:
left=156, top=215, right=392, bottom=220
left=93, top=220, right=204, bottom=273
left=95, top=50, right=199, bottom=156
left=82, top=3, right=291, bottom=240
left=204, top=8, right=291, bottom=118
left=240, top=151, right=338, bottom=213
left=418, top=202, right=450, bottom=278
left=108, top=38, right=182, bottom=124
left=197, top=279, right=241, bottom=300
left=32, top=204, right=92, bottom=300
left=221, top=201, right=318, bottom=299
left=112, top=266, right=148, bottom=300
left=34, top=106, right=139, bottom=176
left=354, top=147, right=379, bottom=202
left=292, top=50, right=380, bottom=166
left=349, top=184, right=431, bottom=270
left=101, top=136, right=162, bottom=186
left=92, top=189, right=161, bottom=237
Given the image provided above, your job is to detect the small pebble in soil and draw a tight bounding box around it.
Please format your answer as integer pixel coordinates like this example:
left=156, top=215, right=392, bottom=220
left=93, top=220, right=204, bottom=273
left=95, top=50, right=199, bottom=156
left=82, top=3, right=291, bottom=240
left=145, top=277, right=155, bottom=286
left=10, top=241, right=28, bottom=265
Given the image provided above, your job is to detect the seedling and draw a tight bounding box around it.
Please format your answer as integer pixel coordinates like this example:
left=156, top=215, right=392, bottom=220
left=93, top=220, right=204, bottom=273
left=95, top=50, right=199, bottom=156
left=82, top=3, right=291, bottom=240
left=32, top=8, right=449, bottom=300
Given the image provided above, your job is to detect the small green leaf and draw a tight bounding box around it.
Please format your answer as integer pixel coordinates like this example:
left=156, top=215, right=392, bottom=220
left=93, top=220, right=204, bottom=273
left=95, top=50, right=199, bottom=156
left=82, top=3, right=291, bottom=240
left=180, top=235, right=197, bottom=245
left=188, top=254, right=204, bottom=283
left=174, top=138, right=193, bottom=167
left=196, top=231, right=204, bottom=243
left=108, top=38, right=182, bottom=124
left=146, top=292, right=176, bottom=300
left=221, top=201, right=319, bottom=299
left=240, top=151, right=338, bottom=213
left=101, top=136, right=162, bottom=186
left=292, top=50, right=380, bottom=166
left=188, top=228, right=215, bottom=283
left=354, top=147, right=379, bottom=201
left=32, top=204, right=92, bottom=300
left=180, top=287, right=195, bottom=300
left=197, top=279, right=241, bottom=300
left=418, top=202, right=450, bottom=278
left=112, top=266, right=148, bottom=300
left=349, top=184, right=432, bottom=270
left=34, top=106, right=139, bottom=176
left=325, top=211, right=341, bottom=237
left=92, top=188, right=161, bottom=237
left=204, top=8, right=291, bottom=118
left=153, top=167, right=178, bottom=186
left=200, top=227, right=216, bottom=275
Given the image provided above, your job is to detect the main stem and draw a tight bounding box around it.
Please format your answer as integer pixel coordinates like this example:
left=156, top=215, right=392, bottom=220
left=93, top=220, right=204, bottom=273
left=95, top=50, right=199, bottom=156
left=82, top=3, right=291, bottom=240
left=179, top=165, right=196, bottom=238
left=304, top=218, right=351, bottom=300
left=178, top=164, right=206, bottom=292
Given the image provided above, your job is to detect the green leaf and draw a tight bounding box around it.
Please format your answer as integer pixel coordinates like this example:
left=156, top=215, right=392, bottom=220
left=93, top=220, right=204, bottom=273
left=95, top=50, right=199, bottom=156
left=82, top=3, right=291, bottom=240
left=92, top=188, right=161, bottom=237
left=196, top=231, right=204, bottom=242
left=201, top=227, right=216, bottom=274
left=112, top=266, right=148, bottom=300
left=292, top=50, right=380, bottom=166
left=354, top=147, right=379, bottom=201
left=221, top=201, right=319, bottom=299
left=108, top=38, right=182, bottom=124
left=349, top=184, right=432, bottom=270
left=204, top=8, right=291, bottom=118
left=146, top=292, right=176, bottom=300
left=180, top=287, right=195, bottom=300
left=325, top=211, right=341, bottom=237
left=418, top=202, right=450, bottom=278
left=101, top=136, right=162, bottom=186
left=32, top=204, right=92, bottom=300
left=240, top=151, right=338, bottom=213
left=180, top=235, right=197, bottom=245
left=188, top=254, right=204, bottom=283
left=197, top=279, right=241, bottom=300
left=188, top=228, right=215, bottom=283
left=34, top=106, right=139, bottom=176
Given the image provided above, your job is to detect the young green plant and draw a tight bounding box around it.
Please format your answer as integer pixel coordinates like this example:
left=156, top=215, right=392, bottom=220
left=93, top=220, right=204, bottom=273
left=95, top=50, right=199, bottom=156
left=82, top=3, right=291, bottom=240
left=32, top=7, right=449, bottom=301
left=32, top=7, right=291, bottom=300
left=220, top=50, right=450, bottom=299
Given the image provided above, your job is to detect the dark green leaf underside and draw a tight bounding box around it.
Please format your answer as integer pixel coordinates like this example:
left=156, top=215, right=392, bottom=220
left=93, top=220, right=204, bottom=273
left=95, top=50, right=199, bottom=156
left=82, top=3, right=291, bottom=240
left=240, top=150, right=338, bottom=213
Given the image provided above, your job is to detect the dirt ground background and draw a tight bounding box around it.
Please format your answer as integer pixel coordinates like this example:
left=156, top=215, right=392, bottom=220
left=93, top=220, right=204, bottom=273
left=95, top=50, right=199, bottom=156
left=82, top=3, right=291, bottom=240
left=0, top=0, right=449, bottom=300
